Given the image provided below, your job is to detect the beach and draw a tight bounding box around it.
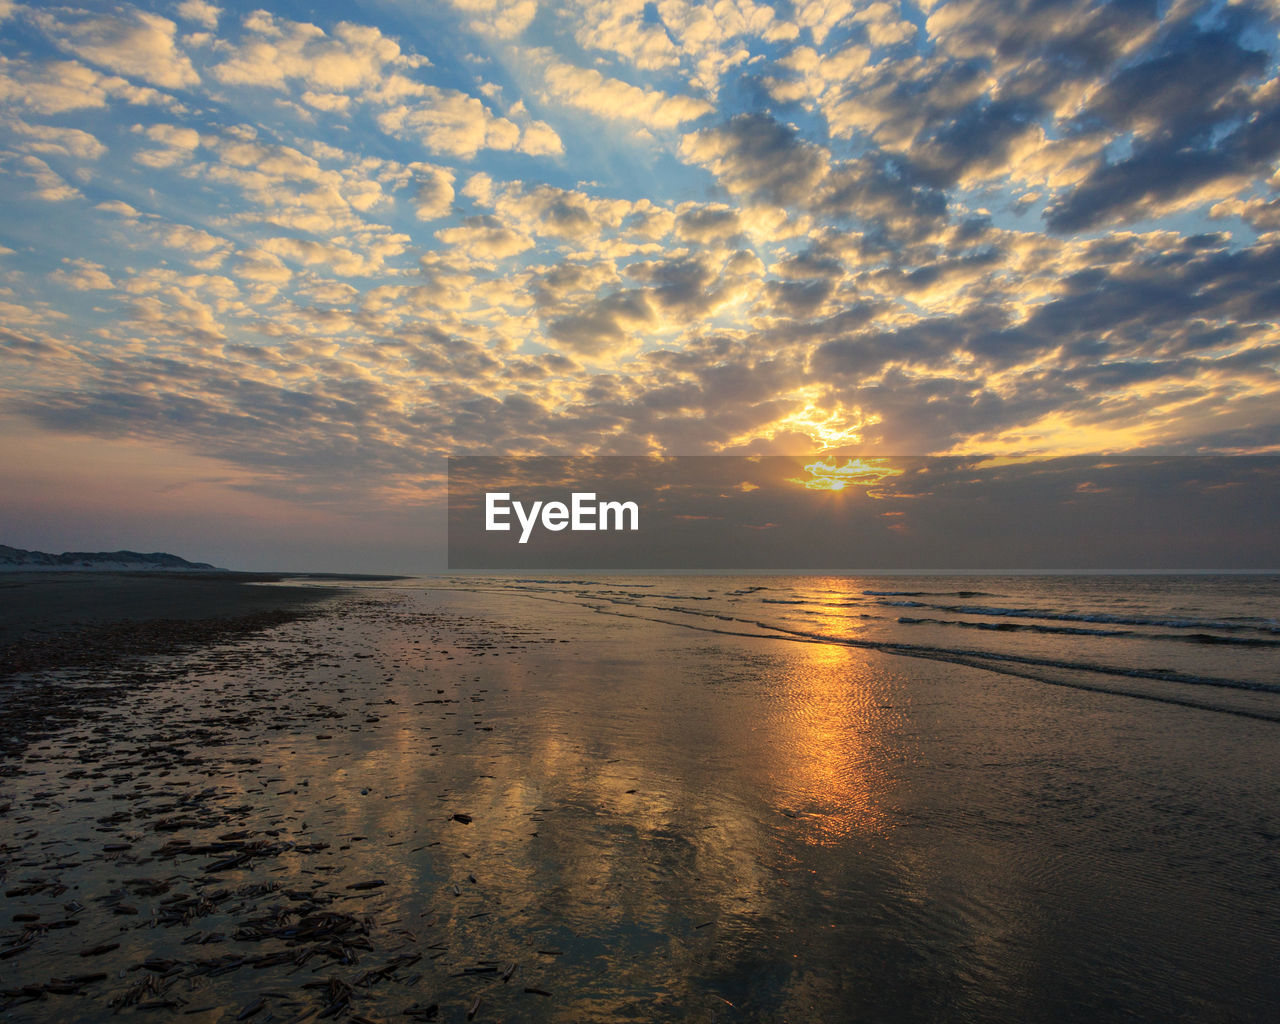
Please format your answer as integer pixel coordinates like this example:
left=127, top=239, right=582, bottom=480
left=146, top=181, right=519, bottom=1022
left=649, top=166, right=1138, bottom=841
left=1, top=575, right=1279, bottom=1021
left=0, top=570, right=343, bottom=653
left=0, top=572, right=342, bottom=762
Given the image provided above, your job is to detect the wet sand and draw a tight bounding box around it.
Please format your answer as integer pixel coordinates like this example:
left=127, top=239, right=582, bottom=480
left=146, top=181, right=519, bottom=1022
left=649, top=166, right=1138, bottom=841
left=0, top=572, right=350, bottom=648
left=1, top=586, right=529, bottom=1022
left=2, top=582, right=1279, bottom=1022
left=0, top=573, right=344, bottom=762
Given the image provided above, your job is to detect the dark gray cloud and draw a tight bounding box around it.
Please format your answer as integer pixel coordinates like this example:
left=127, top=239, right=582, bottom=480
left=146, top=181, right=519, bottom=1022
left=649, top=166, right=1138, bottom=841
left=674, top=205, right=741, bottom=241
left=812, top=315, right=996, bottom=378
left=1046, top=107, right=1280, bottom=231
left=764, top=277, right=834, bottom=317
left=828, top=237, right=1280, bottom=379
left=1018, top=240, right=1280, bottom=353
left=774, top=250, right=844, bottom=279
left=680, top=112, right=828, bottom=205
left=1047, top=11, right=1278, bottom=231
left=938, top=0, right=1160, bottom=77
left=1081, top=24, right=1266, bottom=135
left=816, top=156, right=948, bottom=242
left=547, top=290, right=656, bottom=356
left=626, top=256, right=718, bottom=315
left=911, top=97, right=1043, bottom=188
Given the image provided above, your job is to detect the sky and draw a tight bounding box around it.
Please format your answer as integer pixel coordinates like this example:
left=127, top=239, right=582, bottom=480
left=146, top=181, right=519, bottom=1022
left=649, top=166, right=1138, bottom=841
left=1, top=0, right=1279, bottom=571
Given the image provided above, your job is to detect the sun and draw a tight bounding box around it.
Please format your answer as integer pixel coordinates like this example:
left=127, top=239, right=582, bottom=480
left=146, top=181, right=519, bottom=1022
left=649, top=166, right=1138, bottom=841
left=791, top=458, right=904, bottom=492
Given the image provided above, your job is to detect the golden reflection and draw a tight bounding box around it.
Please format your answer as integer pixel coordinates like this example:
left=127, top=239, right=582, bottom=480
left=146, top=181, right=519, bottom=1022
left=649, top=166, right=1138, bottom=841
left=791, top=456, right=905, bottom=492
left=769, top=636, right=899, bottom=844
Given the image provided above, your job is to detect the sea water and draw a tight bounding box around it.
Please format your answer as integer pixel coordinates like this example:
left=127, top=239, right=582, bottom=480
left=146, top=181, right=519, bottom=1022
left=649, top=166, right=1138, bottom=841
left=426, top=572, right=1280, bottom=717
left=3, top=573, right=1277, bottom=1022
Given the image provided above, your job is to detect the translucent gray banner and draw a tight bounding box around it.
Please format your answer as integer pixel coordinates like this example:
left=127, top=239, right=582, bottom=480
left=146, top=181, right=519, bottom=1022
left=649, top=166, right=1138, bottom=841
left=447, top=456, right=1280, bottom=571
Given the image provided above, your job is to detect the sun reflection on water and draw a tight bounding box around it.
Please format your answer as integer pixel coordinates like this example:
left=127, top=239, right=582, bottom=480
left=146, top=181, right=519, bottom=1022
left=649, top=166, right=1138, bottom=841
left=765, top=638, right=903, bottom=844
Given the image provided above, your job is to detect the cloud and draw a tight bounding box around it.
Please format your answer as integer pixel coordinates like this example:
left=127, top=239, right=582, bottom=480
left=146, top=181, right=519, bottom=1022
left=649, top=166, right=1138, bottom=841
left=557, top=0, right=798, bottom=99
left=435, top=215, right=535, bottom=263
left=213, top=13, right=407, bottom=92
left=188, top=127, right=399, bottom=235
left=851, top=2, right=916, bottom=48
left=10, top=154, right=82, bottom=201
left=925, top=0, right=1159, bottom=76
left=486, top=182, right=640, bottom=247
left=530, top=260, right=620, bottom=306
left=565, top=0, right=680, bottom=70
left=113, top=268, right=238, bottom=343
left=816, top=155, right=948, bottom=240
left=624, top=204, right=676, bottom=240
left=5, top=119, right=106, bottom=160
left=764, top=276, right=834, bottom=317
left=680, top=113, right=829, bottom=204
left=378, top=87, right=554, bottom=157
left=674, top=202, right=742, bottom=241
left=1045, top=107, right=1280, bottom=232
left=300, top=90, right=351, bottom=112
left=49, top=258, right=113, bottom=291
left=1212, top=196, right=1280, bottom=235
left=134, top=121, right=202, bottom=167
left=0, top=56, right=165, bottom=113
left=627, top=252, right=755, bottom=318
left=539, top=57, right=713, bottom=129
left=34, top=8, right=199, bottom=89
left=911, top=97, right=1048, bottom=189
left=791, top=0, right=856, bottom=45
left=513, top=113, right=563, bottom=156
left=145, top=221, right=232, bottom=269
left=449, top=0, right=538, bottom=38
left=177, top=1, right=221, bottom=30
left=95, top=199, right=140, bottom=217
left=649, top=0, right=798, bottom=92
left=209, top=11, right=562, bottom=158
left=261, top=235, right=401, bottom=277
left=236, top=247, right=293, bottom=284
left=547, top=289, right=656, bottom=357
left=1, top=0, right=1279, bottom=539
left=1080, top=24, right=1267, bottom=138
left=1045, top=17, right=1279, bottom=232
left=413, top=164, right=456, bottom=220
left=796, top=233, right=1280, bottom=452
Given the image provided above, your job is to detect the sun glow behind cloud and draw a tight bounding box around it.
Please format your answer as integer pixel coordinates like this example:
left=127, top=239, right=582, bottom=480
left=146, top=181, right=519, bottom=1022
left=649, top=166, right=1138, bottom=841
left=791, top=457, right=904, bottom=492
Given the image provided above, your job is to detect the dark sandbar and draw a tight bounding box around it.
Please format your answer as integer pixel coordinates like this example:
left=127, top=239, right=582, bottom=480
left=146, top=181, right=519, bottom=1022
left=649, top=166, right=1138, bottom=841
left=0, top=572, right=345, bottom=760
left=0, top=571, right=343, bottom=649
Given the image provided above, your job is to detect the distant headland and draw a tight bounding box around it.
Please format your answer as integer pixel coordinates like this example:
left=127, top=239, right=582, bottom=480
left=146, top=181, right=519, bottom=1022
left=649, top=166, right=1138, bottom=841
left=0, top=545, right=223, bottom=572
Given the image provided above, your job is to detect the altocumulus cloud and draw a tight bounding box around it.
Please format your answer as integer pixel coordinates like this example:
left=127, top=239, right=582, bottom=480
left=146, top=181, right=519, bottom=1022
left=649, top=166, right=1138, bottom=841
left=0, top=0, right=1278, bottom=519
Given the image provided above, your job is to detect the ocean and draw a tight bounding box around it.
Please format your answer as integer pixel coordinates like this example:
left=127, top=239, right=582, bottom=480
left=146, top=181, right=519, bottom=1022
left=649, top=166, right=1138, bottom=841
left=424, top=572, right=1280, bottom=719
left=2, top=572, right=1277, bottom=1021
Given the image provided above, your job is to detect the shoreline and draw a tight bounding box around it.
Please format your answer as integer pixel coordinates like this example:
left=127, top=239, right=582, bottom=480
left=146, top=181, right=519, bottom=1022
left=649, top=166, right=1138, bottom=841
left=0, top=572, right=345, bottom=761
left=2, top=581, right=1278, bottom=1021
left=0, top=570, right=346, bottom=655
